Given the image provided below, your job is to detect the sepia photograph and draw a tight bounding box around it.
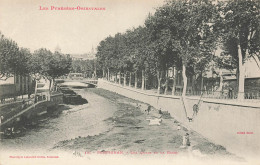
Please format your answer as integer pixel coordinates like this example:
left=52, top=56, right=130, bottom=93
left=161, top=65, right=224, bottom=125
left=0, top=0, right=259, bottom=164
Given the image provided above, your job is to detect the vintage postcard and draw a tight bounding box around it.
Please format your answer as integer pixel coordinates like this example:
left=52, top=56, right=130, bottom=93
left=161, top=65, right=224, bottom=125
left=0, top=0, right=259, bottom=164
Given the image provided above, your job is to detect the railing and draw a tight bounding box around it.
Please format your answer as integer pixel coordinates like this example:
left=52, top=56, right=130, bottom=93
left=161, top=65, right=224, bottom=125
left=0, top=91, right=66, bottom=130
left=34, top=93, right=48, bottom=103
left=0, top=92, right=54, bottom=126
left=100, top=79, right=260, bottom=101
left=0, top=98, right=34, bottom=124
left=85, top=80, right=98, bottom=85
left=0, top=91, right=53, bottom=105
left=56, top=78, right=98, bottom=85
left=0, top=94, right=31, bottom=105
left=184, top=90, right=260, bottom=100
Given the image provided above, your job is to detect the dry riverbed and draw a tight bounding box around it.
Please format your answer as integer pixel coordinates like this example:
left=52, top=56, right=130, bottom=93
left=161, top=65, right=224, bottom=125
left=53, top=88, right=243, bottom=162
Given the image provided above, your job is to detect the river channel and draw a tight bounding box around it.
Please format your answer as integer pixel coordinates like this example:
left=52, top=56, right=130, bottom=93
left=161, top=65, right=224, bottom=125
left=0, top=88, right=117, bottom=154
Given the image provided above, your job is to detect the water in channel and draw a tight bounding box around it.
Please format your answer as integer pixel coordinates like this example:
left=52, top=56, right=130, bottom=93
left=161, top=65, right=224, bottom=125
left=0, top=88, right=117, bottom=153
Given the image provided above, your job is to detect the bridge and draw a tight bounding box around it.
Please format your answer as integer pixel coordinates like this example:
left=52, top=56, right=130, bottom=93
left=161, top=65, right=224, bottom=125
left=56, top=79, right=98, bottom=88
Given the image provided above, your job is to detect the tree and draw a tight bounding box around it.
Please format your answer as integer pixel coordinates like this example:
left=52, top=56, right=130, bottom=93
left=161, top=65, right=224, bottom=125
left=131, top=27, right=151, bottom=90
left=96, top=36, right=118, bottom=81
left=147, top=0, right=218, bottom=96
left=19, top=48, right=32, bottom=75
left=71, top=59, right=96, bottom=78
left=114, top=33, right=125, bottom=85
left=0, top=32, right=29, bottom=80
left=145, top=13, right=176, bottom=94
left=216, top=0, right=260, bottom=99
left=32, top=48, right=72, bottom=91
left=48, top=51, right=72, bottom=84
left=96, top=0, right=218, bottom=97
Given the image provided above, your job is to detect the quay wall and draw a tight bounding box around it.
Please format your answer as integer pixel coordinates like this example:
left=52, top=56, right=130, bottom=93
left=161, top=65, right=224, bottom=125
left=98, top=79, right=260, bottom=158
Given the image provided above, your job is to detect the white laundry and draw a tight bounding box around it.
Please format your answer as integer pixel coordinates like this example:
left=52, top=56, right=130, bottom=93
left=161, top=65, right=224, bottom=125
left=146, top=118, right=162, bottom=125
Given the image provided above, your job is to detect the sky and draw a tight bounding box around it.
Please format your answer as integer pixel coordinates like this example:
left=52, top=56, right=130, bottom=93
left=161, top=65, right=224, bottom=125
left=0, top=0, right=165, bottom=54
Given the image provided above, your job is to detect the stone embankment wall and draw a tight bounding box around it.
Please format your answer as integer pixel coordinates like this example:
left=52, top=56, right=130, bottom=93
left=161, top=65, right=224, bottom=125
left=98, top=79, right=260, bottom=158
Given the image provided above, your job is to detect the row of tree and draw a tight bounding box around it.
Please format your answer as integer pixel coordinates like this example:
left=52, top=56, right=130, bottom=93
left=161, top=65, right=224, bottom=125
left=0, top=32, right=72, bottom=91
left=71, top=59, right=97, bottom=78
left=96, top=0, right=260, bottom=99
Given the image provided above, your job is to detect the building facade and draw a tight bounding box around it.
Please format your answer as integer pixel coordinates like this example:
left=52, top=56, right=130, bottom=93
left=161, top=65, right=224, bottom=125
left=0, top=74, right=34, bottom=99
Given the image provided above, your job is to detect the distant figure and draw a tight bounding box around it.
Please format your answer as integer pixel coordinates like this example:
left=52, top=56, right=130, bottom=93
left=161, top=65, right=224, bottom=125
left=193, top=104, right=199, bottom=116
left=136, top=103, right=141, bottom=110
left=177, top=124, right=181, bottom=130
left=21, top=100, right=26, bottom=109
left=187, top=117, right=193, bottom=122
left=145, top=105, right=152, bottom=115
left=0, top=116, right=4, bottom=124
left=158, top=108, right=163, bottom=114
left=182, top=133, right=190, bottom=146
left=228, top=87, right=233, bottom=99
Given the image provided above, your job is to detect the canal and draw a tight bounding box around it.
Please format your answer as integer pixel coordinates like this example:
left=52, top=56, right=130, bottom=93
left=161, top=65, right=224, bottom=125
left=0, top=86, right=240, bottom=164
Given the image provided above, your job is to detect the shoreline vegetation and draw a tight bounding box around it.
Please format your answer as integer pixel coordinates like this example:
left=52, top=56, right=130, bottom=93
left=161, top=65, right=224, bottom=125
left=53, top=88, right=242, bottom=161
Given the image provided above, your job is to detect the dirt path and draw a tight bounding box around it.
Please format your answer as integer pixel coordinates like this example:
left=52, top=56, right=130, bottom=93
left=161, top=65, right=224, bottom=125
left=53, top=88, right=242, bottom=162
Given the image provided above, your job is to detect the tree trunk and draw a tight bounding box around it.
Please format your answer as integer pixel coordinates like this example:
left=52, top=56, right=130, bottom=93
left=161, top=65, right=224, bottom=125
left=237, top=44, right=245, bottom=100
left=33, top=79, right=38, bottom=102
left=48, top=79, right=52, bottom=101
left=94, top=62, right=97, bottom=78
left=49, top=79, right=52, bottom=91
left=157, top=71, right=162, bottom=94
left=13, top=73, right=16, bottom=100
left=119, top=72, right=121, bottom=85
left=52, top=78, right=56, bottom=91
left=102, top=69, right=105, bottom=78
left=141, top=70, right=145, bottom=90
left=164, top=71, right=169, bottom=95
left=107, top=68, right=110, bottom=81
left=236, top=68, right=239, bottom=94
left=218, top=70, right=223, bottom=91
left=52, top=78, right=55, bottom=91
left=200, top=71, right=204, bottom=94
left=191, top=75, right=195, bottom=94
left=182, top=65, right=187, bottom=96
left=145, top=74, right=147, bottom=90
left=27, top=76, right=30, bottom=97
left=172, top=67, right=176, bottom=95
left=134, top=72, right=138, bottom=89
left=129, top=72, right=132, bottom=87
left=115, top=73, right=117, bottom=83
left=34, top=79, right=38, bottom=97
left=123, top=72, right=126, bottom=86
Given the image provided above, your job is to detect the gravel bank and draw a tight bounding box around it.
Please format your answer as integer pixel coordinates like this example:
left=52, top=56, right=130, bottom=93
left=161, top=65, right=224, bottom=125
left=53, top=88, right=243, bottom=162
